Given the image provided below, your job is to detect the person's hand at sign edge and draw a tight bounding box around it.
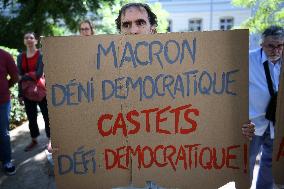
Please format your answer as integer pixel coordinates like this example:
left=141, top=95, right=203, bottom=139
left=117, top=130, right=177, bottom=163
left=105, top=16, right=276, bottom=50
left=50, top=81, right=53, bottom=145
left=242, top=121, right=255, bottom=141
left=47, top=142, right=59, bottom=154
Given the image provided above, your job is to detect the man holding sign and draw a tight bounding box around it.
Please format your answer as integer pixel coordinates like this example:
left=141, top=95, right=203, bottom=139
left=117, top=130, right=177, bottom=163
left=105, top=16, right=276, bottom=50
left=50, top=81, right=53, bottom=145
left=115, top=3, right=161, bottom=189
left=44, top=2, right=250, bottom=189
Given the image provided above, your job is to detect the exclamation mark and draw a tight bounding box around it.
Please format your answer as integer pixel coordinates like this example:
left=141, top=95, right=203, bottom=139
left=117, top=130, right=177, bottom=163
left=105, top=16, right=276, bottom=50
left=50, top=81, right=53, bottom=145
left=243, top=143, right=248, bottom=173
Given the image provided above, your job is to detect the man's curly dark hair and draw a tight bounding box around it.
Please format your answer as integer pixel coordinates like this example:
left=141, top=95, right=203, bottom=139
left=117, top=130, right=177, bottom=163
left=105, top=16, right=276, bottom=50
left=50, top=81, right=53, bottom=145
left=115, top=3, right=158, bottom=32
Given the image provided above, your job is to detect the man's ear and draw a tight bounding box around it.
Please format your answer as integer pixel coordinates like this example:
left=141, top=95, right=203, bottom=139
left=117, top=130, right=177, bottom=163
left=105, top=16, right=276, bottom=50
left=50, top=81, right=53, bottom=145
left=150, top=26, right=157, bottom=34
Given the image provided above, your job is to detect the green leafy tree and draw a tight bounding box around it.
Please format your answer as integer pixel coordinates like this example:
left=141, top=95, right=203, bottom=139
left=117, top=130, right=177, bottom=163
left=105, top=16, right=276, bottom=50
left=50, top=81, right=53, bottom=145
left=95, top=0, right=169, bottom=34
left=0, top=0, right=113, bottom=50
left=232, top=0, right=284, bottom=33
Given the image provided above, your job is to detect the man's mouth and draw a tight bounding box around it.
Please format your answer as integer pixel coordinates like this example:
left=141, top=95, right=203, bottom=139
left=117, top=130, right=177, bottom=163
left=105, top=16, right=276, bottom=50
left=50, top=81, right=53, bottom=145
left=268, top=56, right=280, bottom=62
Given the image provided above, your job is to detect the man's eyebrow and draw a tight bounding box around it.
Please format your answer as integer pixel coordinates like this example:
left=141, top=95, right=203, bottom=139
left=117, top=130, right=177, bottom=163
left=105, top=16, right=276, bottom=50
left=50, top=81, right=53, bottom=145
left=136, top=19, right=146, bottom=23
left=122, top=21, right=131, bottom=24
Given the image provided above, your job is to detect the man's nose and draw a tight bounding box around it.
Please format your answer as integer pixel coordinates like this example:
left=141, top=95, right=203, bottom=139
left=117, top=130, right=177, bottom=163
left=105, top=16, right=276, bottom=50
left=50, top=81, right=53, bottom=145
left=130, top=24, right=139, bottom=34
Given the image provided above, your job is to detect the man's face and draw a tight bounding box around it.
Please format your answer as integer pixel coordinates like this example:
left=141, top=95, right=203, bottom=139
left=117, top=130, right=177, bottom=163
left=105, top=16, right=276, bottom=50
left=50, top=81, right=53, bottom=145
left=261, top=36, right=284, bottom=62
left=80, top=22, right=92, bottom=36
left=120, top=6, right=155, bottom=35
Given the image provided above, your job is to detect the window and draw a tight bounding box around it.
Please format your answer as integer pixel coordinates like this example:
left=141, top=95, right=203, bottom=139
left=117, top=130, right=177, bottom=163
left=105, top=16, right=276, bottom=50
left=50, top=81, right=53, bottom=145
left=220, top=17, right=234, bottom=30
left=189, top=19, right=202, bottom=31
left=167, top=20, right=172, bottom=32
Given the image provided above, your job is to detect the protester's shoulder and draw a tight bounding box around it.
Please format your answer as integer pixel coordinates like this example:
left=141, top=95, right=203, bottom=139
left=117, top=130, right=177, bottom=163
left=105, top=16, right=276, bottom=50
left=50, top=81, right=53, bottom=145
left=37, top=49, right=43, bottom=58
left=249, top=48, right=261, bottom=57
left=37, top=49, right=43, bottom=55
left=17, top=51, right=24, bottom=59
left=249, top=48, right=261, bottom=63
left=0, top=49, right=10, bottom=58
left=0, top=49, right=14, bottom=63
left=0, top=48, right=6, bottom=55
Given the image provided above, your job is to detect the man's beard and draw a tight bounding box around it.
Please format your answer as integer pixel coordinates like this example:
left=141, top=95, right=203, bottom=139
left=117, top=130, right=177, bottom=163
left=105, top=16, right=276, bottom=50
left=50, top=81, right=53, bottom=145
left=268, top=56, right=281, bottom=62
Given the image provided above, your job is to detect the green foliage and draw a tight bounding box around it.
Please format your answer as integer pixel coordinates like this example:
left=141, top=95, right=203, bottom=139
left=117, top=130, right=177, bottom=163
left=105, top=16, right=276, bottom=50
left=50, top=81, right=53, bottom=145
left=232, top=0, right=284, bottom=33
left=232, top=0, right=257, bottom=7
left=1, top=0, right=168, bottom=50
left=95, top=0, right=169, bottom=34
left=0, top=0, right=113, bottom=50
left=0, top=46, right=27, bottom=129
left=150, top=3, right=169, bottom=33
left=9, top=84, right=27, bottom=129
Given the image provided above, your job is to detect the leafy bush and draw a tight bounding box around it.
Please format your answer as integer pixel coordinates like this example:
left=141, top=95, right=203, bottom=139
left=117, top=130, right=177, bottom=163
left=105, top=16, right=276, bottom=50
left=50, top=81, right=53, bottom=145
left=0, top=46, right=27, bottom=129
left=10, top=85, right=27, bottom=129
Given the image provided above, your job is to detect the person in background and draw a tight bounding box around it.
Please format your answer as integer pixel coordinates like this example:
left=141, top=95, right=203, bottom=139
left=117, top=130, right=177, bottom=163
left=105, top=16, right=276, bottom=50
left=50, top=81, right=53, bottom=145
left=242, top=25, right=284, bottom=189
left=0, top=48, right=19, bottom=175
left=17, top=32, right=51, bottom=152
left=79, top=20, right=95, bottom=36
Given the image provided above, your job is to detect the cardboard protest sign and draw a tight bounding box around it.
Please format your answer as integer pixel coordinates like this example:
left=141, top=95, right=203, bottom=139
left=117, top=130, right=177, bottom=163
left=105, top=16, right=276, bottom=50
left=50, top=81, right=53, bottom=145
left=42, top=30, right=249, bottom=189
left=273, top=64, right=284, bottom=185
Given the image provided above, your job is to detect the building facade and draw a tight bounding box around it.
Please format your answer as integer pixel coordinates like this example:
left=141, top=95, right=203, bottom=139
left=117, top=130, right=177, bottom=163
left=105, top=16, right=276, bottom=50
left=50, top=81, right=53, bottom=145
left=148, top=0, right=251, bottom=32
